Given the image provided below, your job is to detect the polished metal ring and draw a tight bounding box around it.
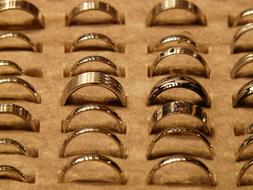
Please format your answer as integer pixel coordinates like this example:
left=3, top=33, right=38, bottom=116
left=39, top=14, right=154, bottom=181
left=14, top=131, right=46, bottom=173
left=61, top=72, right=127, bottom=106
left=66, top=1, right=122, bottom=26
left=60, top=127, right=126, bottom=158
left=70, top=55, right=120, bottom=76
left=59, top=154, right=127, bottom=184
left=0, top=138, right=30, bottom=156
left=147, top=75, right=211, bottom=107
left=68, top=33, right=119, bottom=52
left=231, top=53, right=253, bottom=79
left=150, top=47, right=210, bottom=78
left=236, top=135, right=253, bottom=162
left=146, top=154, right=216, bottom=185
left=0, top=60, right=24, bottom=75
left=233, top=80, right=253, bottom=107
left=147, top=0, right=207, bottom=26
left=232, top=23, right=253, bottom=51
left=0, top=165, right=32, bottom=183
left=61, top=104, right=126, bottom=133
left=0, top=103, right=38, bottom=131
left=232, top=8, right=253, bottom=27
left=237, top=159, right=253, bottom=186
left=0, top=76, right=41, bottom=103
left=0, top=32, right=38, bottom=52
left=0, top=0, right=45, bottom=28
left=150, top=101, right=209, bottom=135
left=147, top=127, right=214, bottom=160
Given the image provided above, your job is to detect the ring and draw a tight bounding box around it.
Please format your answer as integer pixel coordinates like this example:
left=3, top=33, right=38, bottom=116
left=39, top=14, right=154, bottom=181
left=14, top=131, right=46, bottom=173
left=232, top=23, right=253, bottom=51
left=61, top=104, right=126, bottom=133
left=0, top=76, right=41, bottom=103
left=149, top=47, right=210, bottom=78
left=233, top=80, right=253, bottom=107
left=0, top=0, right=45, bottom=28
left=231, top=53, right=253, bottom=79
left=150, top=101, right=210, bottom=135
left=68, top=33, right=120, bottom=52
left=60, top=127, right=126, bottom=158
left=147, top=127, right=214, bottom=160
left=59, top=154, right=127, bottom=184
left=0, top=60, right=24, bottom=75
left=237, top=159, right=253, bottom=186
left=61, top=72, right=127, bottom=106
left=0, top=32, right=39, bottom=52
left=232, top=8, right=253, bottom=27
left=146, top=0, right=207, bottom=26
left=236, top=135, right=253, bottom=161
left=66, top=1, right=122, bottom=26
left=146, top=154, right=216, bottom=185
left=147, top=75, right=211, bottom=107
left=70, top=55, right=121, bottom=77
left=0, top=103, right=39, bottom=131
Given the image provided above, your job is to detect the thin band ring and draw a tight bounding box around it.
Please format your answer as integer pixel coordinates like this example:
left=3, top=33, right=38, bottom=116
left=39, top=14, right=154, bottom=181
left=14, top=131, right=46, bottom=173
left=237, top=159, right=253, bottom=186
left=147, top=127, right=214, bottom=160
left=150, top=101, right=209, bottom=135
left=147, top=0, right=206, bottom=26
left=236, top=135, right=253, bottom=161
left=0, top=165, right=32, bottom=183
left=146, top=154, right=216, bottom=185
left=0, top=60, right=24, bottom=75
left=231, top=53, right=253, bottom=79
left=232, top=23, right=253, bottom=51
left=233, top=80, right=253, bottom=107
left=60, top=127, right=126, bottom=158
left=66, top=1, right=122, bottom=26
left=61, top=104, right=126, bottom=133
left=59, top=154, right=127, bottom=184
left=147, top=75, right=211, bottom=107
left=0, top=138, right=29, bottom=156
left=61, top=72, right=127, bottom=106
left=150, top=47, right=210, bottom=78
left=232, top=8, right=253, bottom=27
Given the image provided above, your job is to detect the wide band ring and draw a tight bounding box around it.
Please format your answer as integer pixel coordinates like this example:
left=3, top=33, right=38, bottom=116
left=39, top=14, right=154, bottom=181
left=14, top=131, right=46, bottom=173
left=231, top=53, right=253, bottom=79
left=233, top=80, right=253, bottom=107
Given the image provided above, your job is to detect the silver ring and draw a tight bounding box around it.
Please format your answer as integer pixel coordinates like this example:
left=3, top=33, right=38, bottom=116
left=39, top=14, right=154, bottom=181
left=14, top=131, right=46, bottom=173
left=60, top=127, right=126, bottom=158
left=147, top=75, right=211, bottom=107
left=66, top=1, right=122, bottom=26
left=237, top=159, right=253, bottom=186
left=70, top=55, right=121, bottom=77
left=236, top=135, right=253, bottom=162
left=146, top=0, right=206, bottom=26
left=147, top=127, right=214, bottom=160
left=232, top=23, right=253, bottom=51
left=150, top=101, right=209, bottom=135
left=59, top=154, right=127, bottom=184
left=149, top=47, right=210, bottom=78
left=231, top=53, right=253, bottom=79
left=232, top=8, right=253, bottom=27
left=233, top=80, right=253, bottom=107
left=68, top=33, right=120, bottom=52
left=0, top=0, right=45, bottom=28
left=0, top=60, right=24, bottom=76
left=61, top=104, right=126, bottom=133
left=146, top=154, right=215, bottom=185
left=0, top=103, right=39, bottom=131
left=0, top=76, right=41, bottom=103
left=61, top=72, right=127, bottom=106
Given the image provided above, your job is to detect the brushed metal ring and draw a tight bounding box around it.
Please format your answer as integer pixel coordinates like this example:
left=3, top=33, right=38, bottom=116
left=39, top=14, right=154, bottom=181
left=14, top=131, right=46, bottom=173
left=0, top=60, right=24, bottom=75
left=0, top=76, right=41, bottom=103
left=147, top=0, right=207, bottom=26
left=0, top=32, right=38, bottom=52
left=232, top=23, right=253, bottom=51
left=60, top=127, right=126, bottom=158
left=236, top=135, right=253, bottom=162
left=233, top=80, right=253, bottom=107
left=61, top=104, right=126, bottom=133
left=237, top=159, right=253, bottom=186
left=232, top=8, right=253, bottom=27
left=59, top=154, right=127, bottom=184
left=231, top=53, right=253, bottom=79
left=0, top=0, right=45, bottom=28
left=150, top=47, right=210, bottom=78
left=150, top=100, right=209, bottom=135
left=61, top=72, right=127, bottom=106
left=146, top=154, right=216, bottom=185
left=147, top=75, right=211, bottom=107
left=70, top=55, right=120, bottom=76
left=69, top=33, right=119, bottom=52
left=66, top=1, right=122, bottom=26
left=147, top=127, right=214, bottom=160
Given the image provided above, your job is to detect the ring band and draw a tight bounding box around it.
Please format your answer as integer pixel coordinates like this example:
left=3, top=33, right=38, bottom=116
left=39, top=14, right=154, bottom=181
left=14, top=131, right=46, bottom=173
left=146, top=0, right=206, bottom=26
left=0, top=76, right=41, bottom=103
left=61, top=72, right=127, bottom=106
left=60, top=127, right=126, bottom=158
left=233, top=80, right=253, bottom=107
left=68, top=33, right=120, bottom=52
left=236, top=135, right=253, bottom=161
left=232, top=23, right=253, bottom=51
left=70, top=55, right=121, bottom=77
left=237, top=159, right=253, bottom=186
left=0, top=0, right=45, bottom=28
left=150, top=47, right=210, bottom=78
left=0, top=60, right=24, bottom=76
left=232, top=8, right=253, bottom=27
left=147, top=127, right=214, bottom=160
left=61, top=104, right=126, bottom=133
left=150, top=101, right=209, bottom=135
left=59, top=154, right=127, bottom=184
left=231, top=53, right=253, bottom=79
left=147, top=75, right=211, bottom=107
left=66, top=1, right=122, bottom=26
